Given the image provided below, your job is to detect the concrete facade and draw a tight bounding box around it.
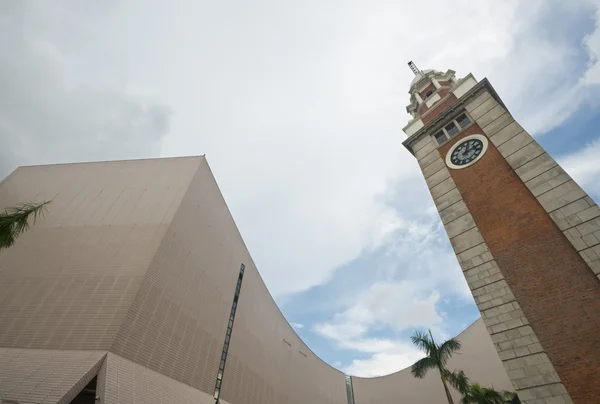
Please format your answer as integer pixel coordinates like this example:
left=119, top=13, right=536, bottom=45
left=404, top=71, right=600, bottom=404
left=0, top=157, right=516, bottom=404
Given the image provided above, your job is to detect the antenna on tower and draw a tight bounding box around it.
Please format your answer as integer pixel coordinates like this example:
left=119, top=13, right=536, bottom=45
left=408, top=61, right=422, bottom=76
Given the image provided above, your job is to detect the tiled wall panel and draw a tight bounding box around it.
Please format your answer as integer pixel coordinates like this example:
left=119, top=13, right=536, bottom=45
left=220, top=262, right=348, bottom=404
left=0, top=158, right=202, bottom=350
left=0, top=348, right=105, bottom=404
left=111, top=158, right=250, bottom=395
left=97, top=353, right=218, bottom=404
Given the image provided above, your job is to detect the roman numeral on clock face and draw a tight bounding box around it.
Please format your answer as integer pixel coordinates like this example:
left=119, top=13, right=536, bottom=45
left=449, top=138, right=484, bottom=166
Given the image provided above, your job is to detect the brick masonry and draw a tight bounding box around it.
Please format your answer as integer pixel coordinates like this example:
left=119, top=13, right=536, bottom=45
left=422, top=93, right=458, bottom=124
left=418, top=87, right=453, bottom=116
left=414, top=134, right=571, bottom=404
left=474, top=94, right=600, bottom=281
left=419, top=83, right=437, bottom=98
left=426, top=90, right=600, bottom=403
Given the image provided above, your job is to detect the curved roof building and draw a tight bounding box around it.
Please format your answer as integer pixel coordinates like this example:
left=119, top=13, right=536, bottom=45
left=0, top=156, right=513, bottom=404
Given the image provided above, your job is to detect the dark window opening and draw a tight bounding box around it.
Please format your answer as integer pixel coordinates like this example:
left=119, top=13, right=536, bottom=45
left=425, top=90, right=434, bottom=98
left=445, top=122, right=459, bottom=136
left=456, top=113, right=471, bottom=128
left=434, top=131, right=447, bottom=145
left=69, top=377, right=97, bottom=404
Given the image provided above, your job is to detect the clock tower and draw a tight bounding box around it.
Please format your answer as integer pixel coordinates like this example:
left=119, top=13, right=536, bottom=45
left=403, top=63, right=600, bottom=404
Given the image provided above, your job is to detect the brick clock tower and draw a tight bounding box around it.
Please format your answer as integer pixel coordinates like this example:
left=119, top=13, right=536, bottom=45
left=402, top=63, right=600, bottom=404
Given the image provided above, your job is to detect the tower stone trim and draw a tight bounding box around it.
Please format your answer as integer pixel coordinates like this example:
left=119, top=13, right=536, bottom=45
left=408, top=132, right=571, bottom=404
left=404, top=79, right=508, bottom=154
left=406, top=79, right=600, bottom=284
left=402, top=74, right=600, bottom=402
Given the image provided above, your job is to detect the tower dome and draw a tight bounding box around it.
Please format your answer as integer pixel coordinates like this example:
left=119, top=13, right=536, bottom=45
left=405, top=63, right=459, bottom=119
left=403, top=62, right=479, bottom=137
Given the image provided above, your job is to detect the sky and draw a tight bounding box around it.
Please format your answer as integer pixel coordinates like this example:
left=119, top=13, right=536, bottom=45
left=2, top=0, right=600, bottom=378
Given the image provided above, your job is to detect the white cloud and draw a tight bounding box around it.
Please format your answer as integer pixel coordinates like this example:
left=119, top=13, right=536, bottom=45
left=313, top=280, right=450, bottom=376
left=559, top=139, right=600, bottom=198
left=290, top=322, right=305, bottom=330
left=343, top=341, right=425, bottom=377
left=195, top=0, right=600, bottom=296
left=314, top=281, right=445, bottom=342
left=0, top=2, right=170, bottom=177
left=2, top=0, right=600, bottom=301
left=4, top=0, right=600, bottom=379
left=583, top=1, right=600, bottom=85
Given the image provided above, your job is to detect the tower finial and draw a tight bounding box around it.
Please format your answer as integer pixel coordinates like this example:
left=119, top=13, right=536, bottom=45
left=408, top=61, right=421, bottom=76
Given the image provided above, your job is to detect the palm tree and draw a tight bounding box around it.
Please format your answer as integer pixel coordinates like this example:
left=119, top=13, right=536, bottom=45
left=0, top=201, right=50, bottom=249
left=460, top=383, right=519, bottom=404
left=410, top=329, right=466, bottom=404
left=460, top=383, right=503, bottom=404
left=507, top=393, right=521, bottom=404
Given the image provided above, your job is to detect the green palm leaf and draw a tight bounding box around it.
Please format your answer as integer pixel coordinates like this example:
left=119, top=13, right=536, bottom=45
left=461, top=383, right=507, bottom=404
left=444, top=369, right=470, bottom=396
left=0, top=201, right=50, bottom=249
left=439, top=338, right=461, bottom=367
left=410, top=330, right=435, bottom=354
left=411, top=355, right=437, bottom=378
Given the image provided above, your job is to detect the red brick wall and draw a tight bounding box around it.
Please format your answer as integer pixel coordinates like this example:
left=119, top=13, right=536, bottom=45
left=436, top=88, right=452, bottom=102
left=439, top=126, right=600, bottom=403
left=418, top=81, right=451, bottom=99
left=422, top=94, right=457, bottom=124
left=419, top=83, right=437, bottom=99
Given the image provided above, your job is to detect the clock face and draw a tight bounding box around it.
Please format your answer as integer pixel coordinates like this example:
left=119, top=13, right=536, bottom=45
left=445, top=134, right=488, bottom=169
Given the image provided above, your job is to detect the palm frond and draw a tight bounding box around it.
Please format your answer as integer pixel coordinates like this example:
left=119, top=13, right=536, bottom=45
left=410, top=330, right=435, bottom=354
left=462, top=383, right=506, bottom=404
left=0, top=201, right=50, bottom=249
left=483, top=388, right=504, bottom=403
left=411, top=355, right=437, bottom=379
left=443, top=369, right=470, bottom=396
left=439, top=337, right=461, bottom=366
left=502, top=391, right=520, bottom=404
